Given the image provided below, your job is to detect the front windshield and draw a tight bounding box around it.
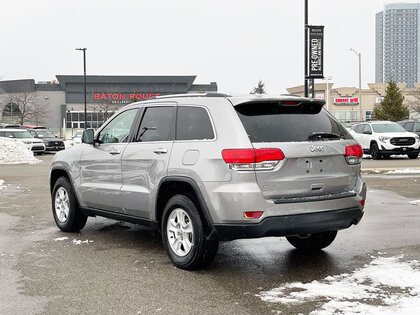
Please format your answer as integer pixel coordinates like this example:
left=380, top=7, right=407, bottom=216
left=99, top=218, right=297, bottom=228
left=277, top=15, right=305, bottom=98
left=13, top=131, right=34, bottom=138
left=372, top=123, right=407, bottom=133
left=36, top=130, right=55, bottom=138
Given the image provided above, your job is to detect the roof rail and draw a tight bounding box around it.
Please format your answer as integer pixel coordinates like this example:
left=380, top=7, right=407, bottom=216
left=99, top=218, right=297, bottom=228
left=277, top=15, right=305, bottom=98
left=154, top=93, right=230, bottom=100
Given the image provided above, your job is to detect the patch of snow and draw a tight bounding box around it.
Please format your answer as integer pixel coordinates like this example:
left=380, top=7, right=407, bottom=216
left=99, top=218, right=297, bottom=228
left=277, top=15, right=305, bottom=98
left=385, top=168, right=420, bottom=174
left=0, top=179, right=4, bottom=191
left=257, top=255, right=420, bottom=315
left=54, top=237, right=69, bottom=241
left=362, top=154, right=372, bottom=159
left=72, top=239, right=93, bottom=245
left=0, top=138, right=41, bottom=164
left=408, top=200, right=420, bottom=205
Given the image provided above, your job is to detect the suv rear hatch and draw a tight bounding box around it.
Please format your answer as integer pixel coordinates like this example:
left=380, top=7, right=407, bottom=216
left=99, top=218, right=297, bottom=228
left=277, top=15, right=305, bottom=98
left=233, top=98, right=359, bottom=203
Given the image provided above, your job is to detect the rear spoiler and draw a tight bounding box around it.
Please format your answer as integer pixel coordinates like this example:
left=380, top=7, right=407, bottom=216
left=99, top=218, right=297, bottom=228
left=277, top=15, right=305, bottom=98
left=233, top=98, right=326, bottom=115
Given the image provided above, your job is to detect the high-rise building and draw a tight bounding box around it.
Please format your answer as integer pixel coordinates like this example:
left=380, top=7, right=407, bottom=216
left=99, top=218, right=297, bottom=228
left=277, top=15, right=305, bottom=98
left=376, top=3, right=420, bottom=88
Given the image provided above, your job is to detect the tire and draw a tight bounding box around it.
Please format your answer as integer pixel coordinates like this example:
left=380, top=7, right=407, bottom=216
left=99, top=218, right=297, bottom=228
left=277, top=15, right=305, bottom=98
left=161, top=194, right=219, bottom=270
left=52, top=177, right=88, bottom=232
left=286, top=231, right=337, bottom=251
left=370, top=142, right=380, bottom=160
left=408, top=153, right=419, bottom=159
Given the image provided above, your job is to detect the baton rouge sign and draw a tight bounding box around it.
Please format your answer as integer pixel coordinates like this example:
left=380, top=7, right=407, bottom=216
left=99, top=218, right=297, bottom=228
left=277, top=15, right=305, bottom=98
left=308, top=26, right=324, bottom=79
left=93, top=92, right=161, bottom=103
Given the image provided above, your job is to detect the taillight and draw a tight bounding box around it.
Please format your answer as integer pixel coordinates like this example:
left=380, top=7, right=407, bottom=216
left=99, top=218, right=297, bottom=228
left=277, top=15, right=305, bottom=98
left=345, top=144, right=363, bottom=165
left=222, top=148, right=285, bottom=171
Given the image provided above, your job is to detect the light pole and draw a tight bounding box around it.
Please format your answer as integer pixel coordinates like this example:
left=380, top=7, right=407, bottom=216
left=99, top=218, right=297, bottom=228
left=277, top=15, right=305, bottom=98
left=75, top=48, right=87, bottom=129
left=350, top=48, right=362, bottom=121
left=324, top=76, right=333, bottom=111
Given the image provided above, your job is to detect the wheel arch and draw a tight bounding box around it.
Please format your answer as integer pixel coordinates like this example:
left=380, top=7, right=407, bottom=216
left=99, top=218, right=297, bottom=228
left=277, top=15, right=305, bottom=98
left=49, top=168, right=82, bottom=209
left=155, top=177, right=215, bottom=235
left=50, top=168, right=71, bottom=193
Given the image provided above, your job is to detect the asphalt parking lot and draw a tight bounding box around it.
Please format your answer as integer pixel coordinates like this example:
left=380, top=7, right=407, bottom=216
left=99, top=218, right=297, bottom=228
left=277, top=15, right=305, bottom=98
left=1, top=154, right=420, bottom=314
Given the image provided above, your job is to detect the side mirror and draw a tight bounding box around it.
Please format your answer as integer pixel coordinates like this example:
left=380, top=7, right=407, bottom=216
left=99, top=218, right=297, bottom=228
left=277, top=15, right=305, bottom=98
left=82, top=129, right=95, bottom=144
left=363, top=130, right=372, bottom=135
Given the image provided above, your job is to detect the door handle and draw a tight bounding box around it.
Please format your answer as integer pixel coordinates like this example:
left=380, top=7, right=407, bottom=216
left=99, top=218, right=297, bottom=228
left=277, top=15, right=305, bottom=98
left=153, top=148, right=168, bottom=154
left=110, top=148, right=121, bottom=155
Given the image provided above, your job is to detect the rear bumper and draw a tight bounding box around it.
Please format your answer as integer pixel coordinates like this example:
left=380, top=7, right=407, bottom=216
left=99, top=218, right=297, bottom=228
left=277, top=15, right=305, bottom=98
left=214, top=207, right=364, bottom=241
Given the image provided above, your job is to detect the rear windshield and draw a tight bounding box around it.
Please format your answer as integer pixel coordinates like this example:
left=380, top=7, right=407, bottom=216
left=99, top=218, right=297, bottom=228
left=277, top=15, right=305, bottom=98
left=235, top=102, right=352, bottom=142
left=371, top=123, right=406, bottom=133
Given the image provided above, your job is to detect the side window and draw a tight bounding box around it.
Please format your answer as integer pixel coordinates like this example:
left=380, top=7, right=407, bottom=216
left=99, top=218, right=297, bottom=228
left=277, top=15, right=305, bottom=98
left=414, top=122, right=420, bottom=132
left=28, top=130, right=36, bottom=137
left=363, top=125, right=372, bottom=134
left=404, top=122, right=414, bottom=131
left=355, top=125, right=364, bottom=133
left=176, top=106, right=215, bottom=141
left=0, top=132, right=4, bottom=137
left=98, top=109, right=138, bottom=144
left=136, top=107, right=175, bottom=142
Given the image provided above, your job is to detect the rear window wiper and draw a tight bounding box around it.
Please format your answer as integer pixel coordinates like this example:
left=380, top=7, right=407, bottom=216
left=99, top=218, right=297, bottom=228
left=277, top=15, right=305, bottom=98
left=307, top=132, right=341, bottom=141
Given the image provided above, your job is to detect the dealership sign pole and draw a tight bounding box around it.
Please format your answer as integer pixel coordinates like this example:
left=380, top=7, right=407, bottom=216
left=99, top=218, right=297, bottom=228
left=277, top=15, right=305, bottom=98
left=306, top=25, right=324, bottom=98
left=304, top=0, right=309, bottom=97
left=76, top=48, right=87, bottom=129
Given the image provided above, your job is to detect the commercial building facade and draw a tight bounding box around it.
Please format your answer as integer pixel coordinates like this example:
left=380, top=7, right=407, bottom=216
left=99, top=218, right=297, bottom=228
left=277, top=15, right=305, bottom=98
left=376, top=3, right=420, bottom=88
left=0, top=75, right=217, bottom=133
left=287, top=82, right=420, bottom=125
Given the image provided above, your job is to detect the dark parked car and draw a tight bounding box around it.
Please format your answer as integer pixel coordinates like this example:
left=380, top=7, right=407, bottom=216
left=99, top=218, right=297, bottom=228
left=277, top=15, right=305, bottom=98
left=27, top=129, right=65, bottom=151
left=399, top=119, right=420, bottom=136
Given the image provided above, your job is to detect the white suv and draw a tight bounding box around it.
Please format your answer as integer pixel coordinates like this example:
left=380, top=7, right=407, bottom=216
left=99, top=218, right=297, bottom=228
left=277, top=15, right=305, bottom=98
left=0, top=128, right=46, bottom=153
left=350, top=121, right=420, bottom=159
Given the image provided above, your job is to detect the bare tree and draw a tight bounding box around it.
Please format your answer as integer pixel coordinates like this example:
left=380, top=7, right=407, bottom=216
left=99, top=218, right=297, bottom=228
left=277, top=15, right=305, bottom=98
left=2, top=83, right=48, bottom=125
left=406, top=89, right=420, bottom=115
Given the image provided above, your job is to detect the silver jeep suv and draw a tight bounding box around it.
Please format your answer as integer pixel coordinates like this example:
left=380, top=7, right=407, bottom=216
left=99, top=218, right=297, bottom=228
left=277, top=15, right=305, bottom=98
left=50, top=94, right=367, bottom=270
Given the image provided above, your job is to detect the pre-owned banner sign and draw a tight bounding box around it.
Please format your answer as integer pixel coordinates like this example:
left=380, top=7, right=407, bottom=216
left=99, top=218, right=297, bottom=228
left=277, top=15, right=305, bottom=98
left=308, top=26, right=324, bottom=78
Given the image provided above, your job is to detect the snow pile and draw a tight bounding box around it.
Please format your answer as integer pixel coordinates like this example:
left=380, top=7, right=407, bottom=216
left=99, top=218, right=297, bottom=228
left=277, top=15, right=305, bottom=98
left=385, top=169, right=420, bottom=174
left=408, top=200, right=420, bottom=205
left=54, top=237, right=68, bottom=241
left=0, top=138, right=41, bottom=164
left=0, top=179, right=4, bottom=190
left=258, top=255, right=420, bottom=315
left=72, top=239, right=93, bottom=245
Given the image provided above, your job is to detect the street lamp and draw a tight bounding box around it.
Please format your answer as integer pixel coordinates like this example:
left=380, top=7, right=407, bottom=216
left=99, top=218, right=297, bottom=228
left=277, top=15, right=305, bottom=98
left=350, top=48, right=362, bottom=122
left=323, top=76, right=333, bottom=111
left=75, top=48, right=87, bottom=129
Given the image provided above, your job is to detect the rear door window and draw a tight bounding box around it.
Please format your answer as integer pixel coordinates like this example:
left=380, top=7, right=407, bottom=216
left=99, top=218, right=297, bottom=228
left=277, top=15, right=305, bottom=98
left=234, top=102, right=351, bottom=142
left=404, top=122, right=414, bottom=131
left=136, top=107, right=176, bottom=142
left=363, top=125, right=372, bottom=134
left=355, top=125, right=364, bottom=133
left=176, top=106, right=214, bottom=140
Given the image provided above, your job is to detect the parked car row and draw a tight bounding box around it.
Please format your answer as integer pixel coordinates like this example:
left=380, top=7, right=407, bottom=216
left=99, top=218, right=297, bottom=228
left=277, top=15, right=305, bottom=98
left=0, top=125, right=65, bottom=154
left=350, top=120, right=420, bottom=159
